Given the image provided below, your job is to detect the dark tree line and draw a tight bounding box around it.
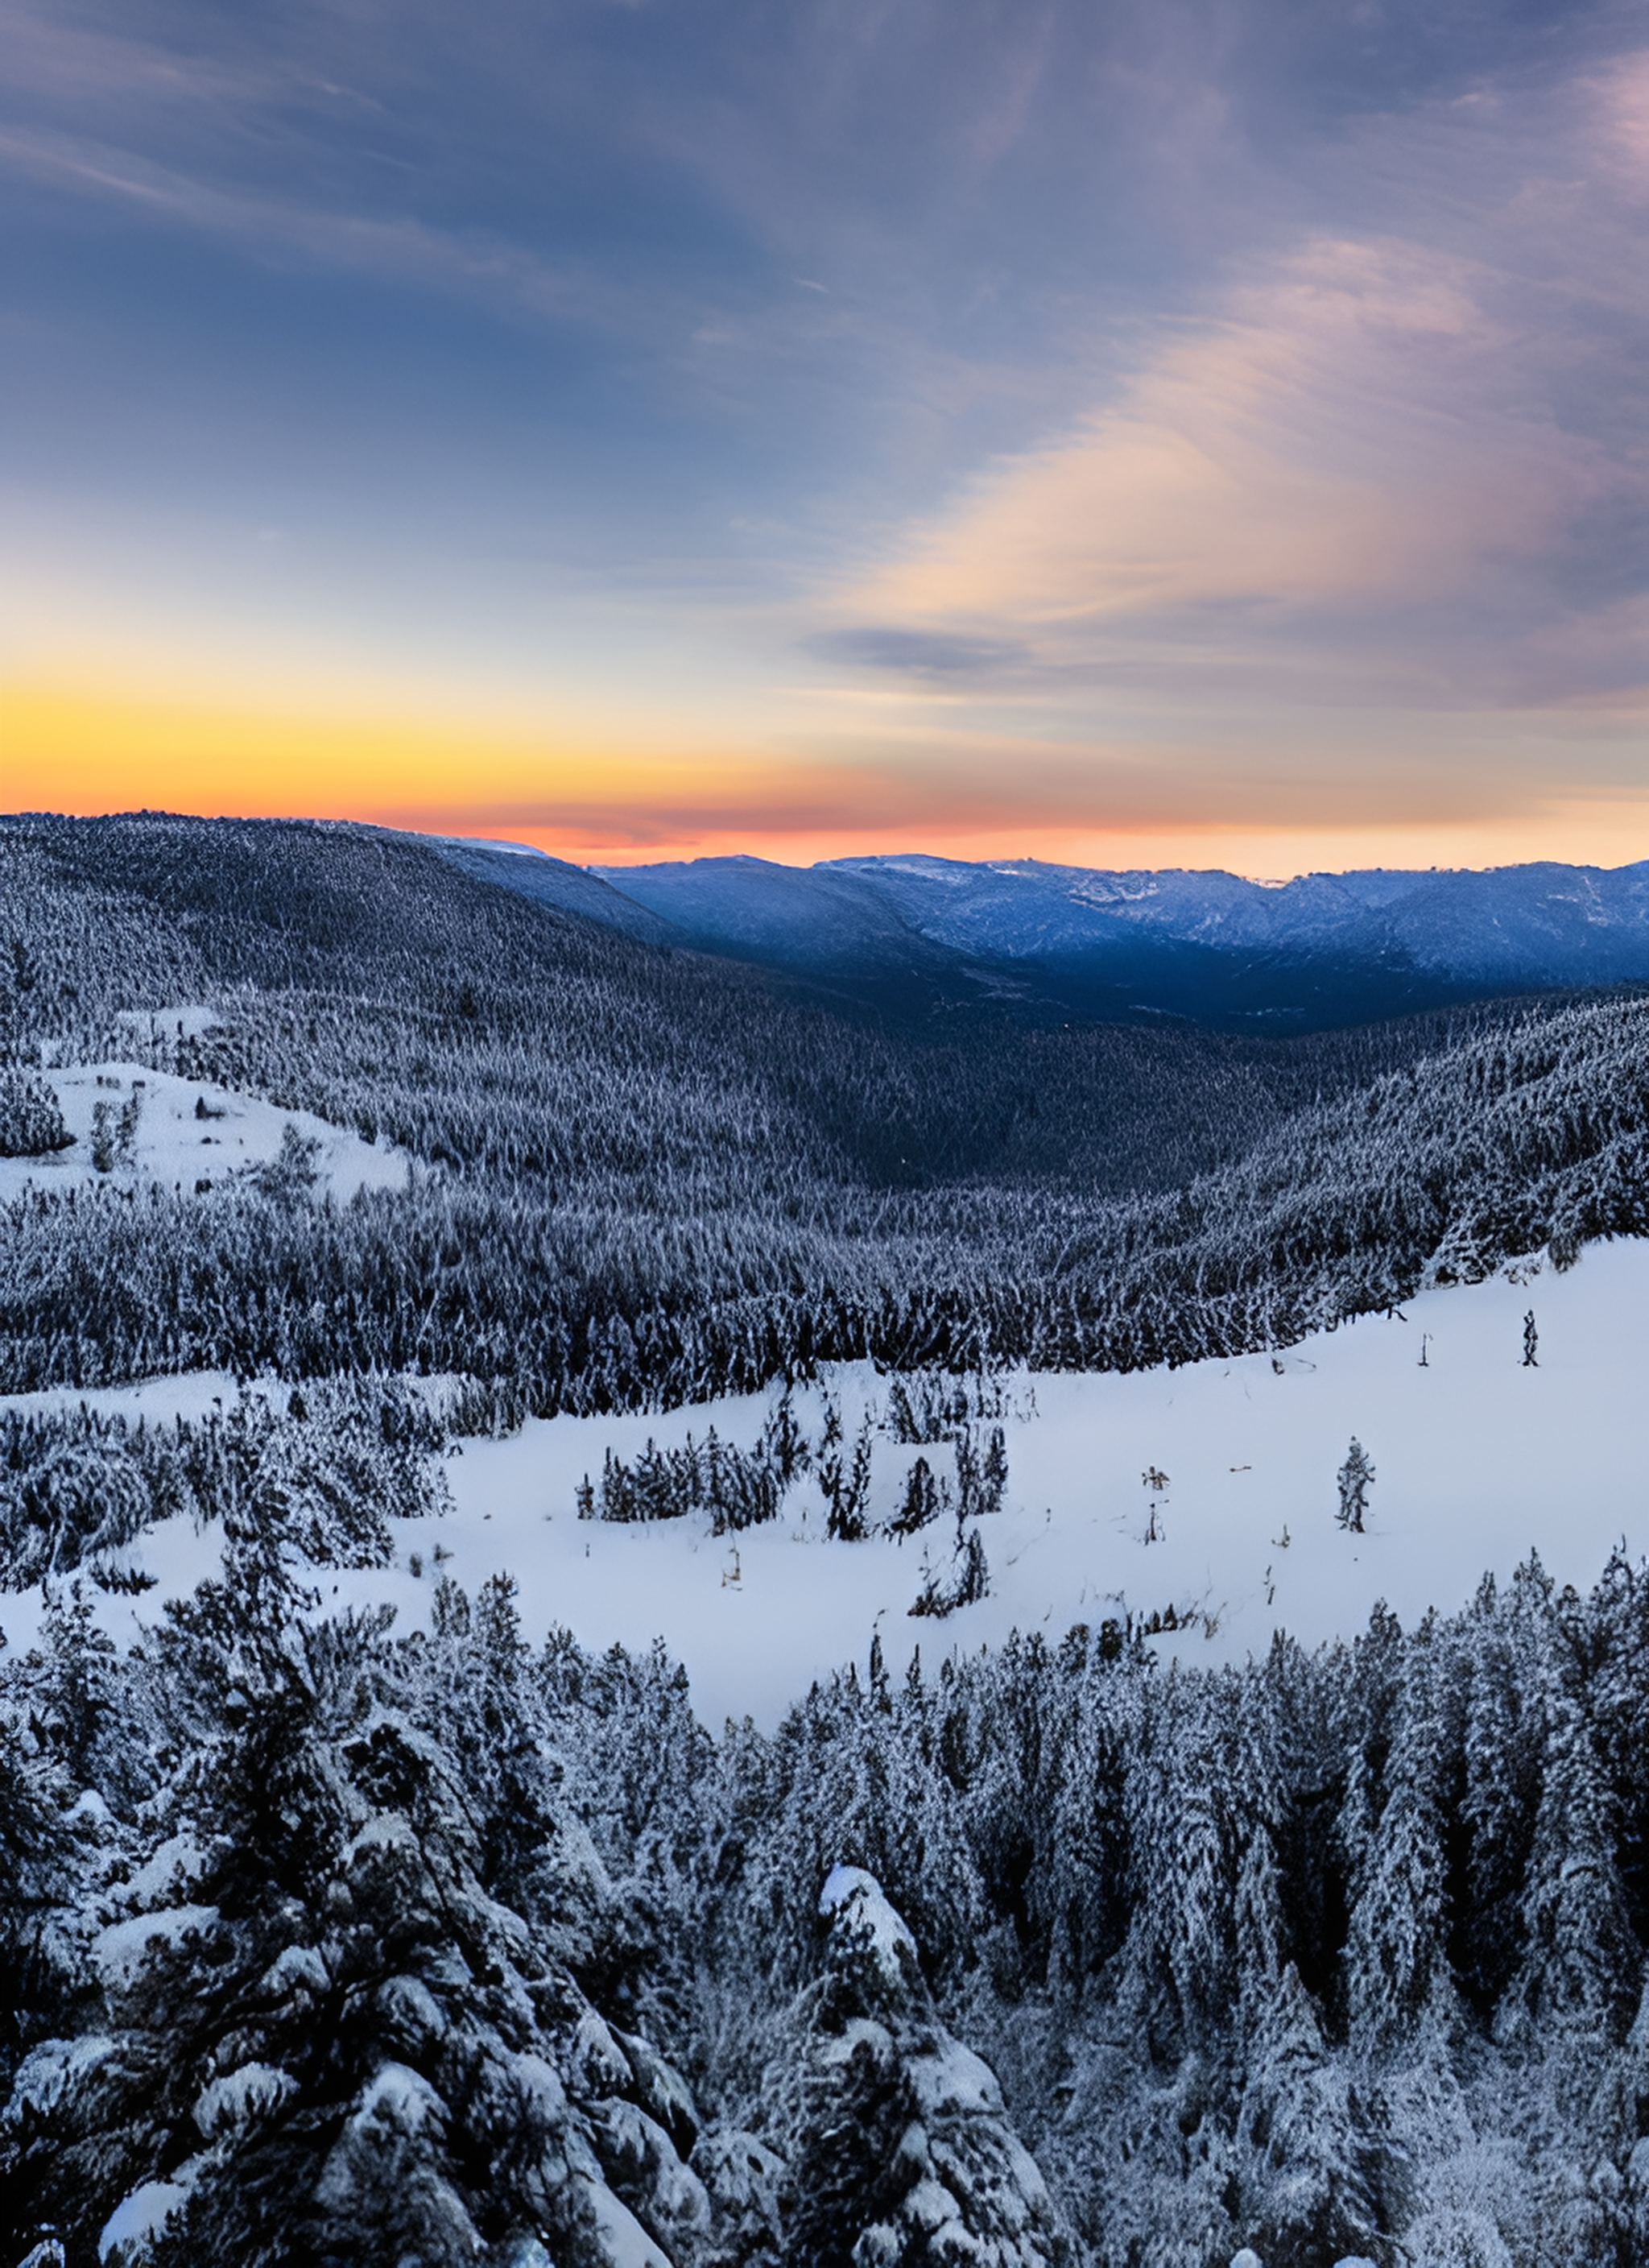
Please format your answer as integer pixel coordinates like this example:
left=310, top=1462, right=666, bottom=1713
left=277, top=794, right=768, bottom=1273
left=2, top=983, right=1647, bottom=1422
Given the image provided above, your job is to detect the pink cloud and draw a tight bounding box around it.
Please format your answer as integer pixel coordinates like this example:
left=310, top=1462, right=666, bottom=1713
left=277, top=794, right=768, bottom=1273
left=834, top=53, right=1647, bottom=720
left=852, top=232, right=1616, bottom=630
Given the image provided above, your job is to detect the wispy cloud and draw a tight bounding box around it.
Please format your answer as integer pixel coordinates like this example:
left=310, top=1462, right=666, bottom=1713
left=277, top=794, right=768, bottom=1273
left=0, top=123, right=592, bottom=324
left=2, top=0, right=1643, bottom=863
left=821, top=54, right=1647, bottom=718
left=803, top=627, right=1031, bottom=677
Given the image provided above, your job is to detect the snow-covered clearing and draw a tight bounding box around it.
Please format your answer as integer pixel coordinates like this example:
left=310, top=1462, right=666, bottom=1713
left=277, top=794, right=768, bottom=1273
left=6, top=1240, right=1646, bottom=1732
left=0, top=1062, right=408, bottom=1204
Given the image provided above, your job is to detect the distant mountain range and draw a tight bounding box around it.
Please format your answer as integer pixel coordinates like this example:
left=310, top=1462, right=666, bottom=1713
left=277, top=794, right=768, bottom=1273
left=439, top=842, right=1649, bottom=1030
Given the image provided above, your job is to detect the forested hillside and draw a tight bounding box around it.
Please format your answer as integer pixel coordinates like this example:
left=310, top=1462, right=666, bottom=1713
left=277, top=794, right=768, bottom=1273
left=7, top=809, right=1649, bottom=2266
left=4, top=813, right=1647, bottom=1411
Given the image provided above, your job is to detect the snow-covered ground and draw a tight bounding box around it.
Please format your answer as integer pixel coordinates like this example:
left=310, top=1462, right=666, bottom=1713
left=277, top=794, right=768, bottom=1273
left=5, top=1239, right=1646, bottom=1730
left=0, top=1062, right=409, bottom=1204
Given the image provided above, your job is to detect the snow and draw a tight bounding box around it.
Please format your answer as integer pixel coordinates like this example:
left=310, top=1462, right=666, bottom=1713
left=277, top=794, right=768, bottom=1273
left=362, top=1234, right=1649, bottom=1726
left=9, top=1236, right=1649, bottom=1735
left=508, top=2051, right=568, bottom=2116
left=0, top=1371, right=242, bottom=1426
left=98, top=2170, right=200, bottom=2262
left=0, top=1062, right=408, bottom=1204
left=10, top=2034, right=120, bottom=2117
left=353, top=2061, right=444, bottom=2131
left=820, top=1863, right=883, bottom=1919
left=93, top=1905, right=221, bottom=1988
left=820, top=1867, right=919, bottom=1972
left=261, top=1943, right=329, bottom=1998
left=581, top=2176, right=677, bottom=2268
left=125, top=1836, right=211, bottom=1907
left=192, top=2062, right=297, bottom=2137
left=575, top=2009, right=634, bottom=2094
left=820, top=1869, right=929, bottom=2000
left=908, top=2039, right=1003, bottom=2121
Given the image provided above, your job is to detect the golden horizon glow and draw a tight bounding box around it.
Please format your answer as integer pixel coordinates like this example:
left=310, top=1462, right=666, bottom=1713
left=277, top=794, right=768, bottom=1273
left=9, top=677, right=1649, bottom=881
left=2, top=19, right=1640, bottom=880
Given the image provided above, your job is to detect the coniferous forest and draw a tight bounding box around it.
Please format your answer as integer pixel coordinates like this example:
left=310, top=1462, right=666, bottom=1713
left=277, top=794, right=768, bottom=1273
left=6, top=811, right=1649, bottom=2265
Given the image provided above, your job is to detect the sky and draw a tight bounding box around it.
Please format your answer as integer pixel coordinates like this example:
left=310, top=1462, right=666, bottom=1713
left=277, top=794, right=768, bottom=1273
left=1, top=0, right=1644, bottom=875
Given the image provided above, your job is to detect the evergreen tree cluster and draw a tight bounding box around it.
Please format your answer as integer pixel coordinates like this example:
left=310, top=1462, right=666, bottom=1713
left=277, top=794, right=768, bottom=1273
left=0, top=1073, right=72, bottom=1161
left=9, top=810, right=1649, bottom=2263
left=579, top=1429, right=785, bottom=1536
left=3, top=980, right=1647, bottom=1416
left=7, top=1546, right=1649, bottom=2263
left=0, top=1380, right=448, bottom=1591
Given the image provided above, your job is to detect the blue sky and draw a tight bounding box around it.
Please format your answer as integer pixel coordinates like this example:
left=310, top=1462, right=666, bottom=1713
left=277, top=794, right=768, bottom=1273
left=2, top=0, right=1644, bottom=869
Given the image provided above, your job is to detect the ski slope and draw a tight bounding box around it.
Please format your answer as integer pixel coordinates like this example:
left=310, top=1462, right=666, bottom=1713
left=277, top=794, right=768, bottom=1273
left=7, top=1236, right=1646, bottom=1732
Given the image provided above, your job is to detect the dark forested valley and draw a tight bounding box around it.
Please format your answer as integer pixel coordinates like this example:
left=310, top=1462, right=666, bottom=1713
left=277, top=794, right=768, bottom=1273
left=5, top=810, right=1649, bottom=2266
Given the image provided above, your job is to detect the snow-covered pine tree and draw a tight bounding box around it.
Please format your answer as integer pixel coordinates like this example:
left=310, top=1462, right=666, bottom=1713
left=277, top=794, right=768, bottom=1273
left=778, top=1866, right=1065, bottom=2267
left=1335, top=1442, right=1374, bottom=1533
left=891, top=1457, right=944, bottom=1539
left=0, top=1707, right=72, bottom=2113
left=2, top=1555, right=712, bottom=2268
left=825, top=1419, right=874, bottom=1543
left=1339, top=1607, right=1468, bottom=2234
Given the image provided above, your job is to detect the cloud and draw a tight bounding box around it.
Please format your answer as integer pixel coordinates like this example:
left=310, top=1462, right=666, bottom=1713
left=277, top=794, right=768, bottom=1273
left=833, top=56, right=1647, bottom=714
left=853, top=234, right=1623, bottom=631
left=0, top=125, right=589, bottom=325
left=804, top=627, right=1030, bottom=676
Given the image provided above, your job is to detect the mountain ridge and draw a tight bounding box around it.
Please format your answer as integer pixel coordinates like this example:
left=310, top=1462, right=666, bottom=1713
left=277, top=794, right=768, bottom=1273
left=563, top=848, right=1649, bottom=1027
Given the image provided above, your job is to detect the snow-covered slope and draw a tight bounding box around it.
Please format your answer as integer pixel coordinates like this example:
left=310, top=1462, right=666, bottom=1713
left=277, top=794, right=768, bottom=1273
left=0, top=1061, right=409, bottom=1205
left=10, top=1238, right=1647, bottom=1735
left=431, top=836, right=683, bottom=946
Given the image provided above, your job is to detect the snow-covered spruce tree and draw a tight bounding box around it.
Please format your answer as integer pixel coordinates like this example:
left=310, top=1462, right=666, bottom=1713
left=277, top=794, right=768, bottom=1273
left=1219, top=1666, right=1384, bottom=2268
left=1, top=1547, right=711, bottom=2268
left=1454, top=1571, right=1544, bottom=2023
left=890, top=1456, right=945, bottom=1540
left=1475, top=1593, right=1646, bottom=2262
left=1335, top=1442, right=1374, bottom=1534
left=1341, top=1613, right=1461, bottom=2061
left=824, top=1419, right=874, bottom=1543
left=775, top=1866, right=1065, bottom=2267
left=23, top=1583, right=133, bottom=1804
left=1231, top=1964, right=1382, bottom=2268
left=0, top=1703, right=74, bottom=2110
left=0, top=1416, right=163, bottom=1588
left=717, top=1657, right=986, bottom=2020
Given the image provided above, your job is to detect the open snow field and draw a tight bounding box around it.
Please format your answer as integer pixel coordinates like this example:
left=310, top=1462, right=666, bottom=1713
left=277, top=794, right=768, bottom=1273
left=6, top=1238, right=1646, bottom=1728
left=0, top=1061, right=409, bottom=1205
